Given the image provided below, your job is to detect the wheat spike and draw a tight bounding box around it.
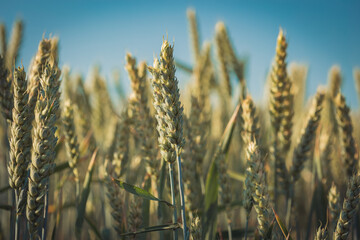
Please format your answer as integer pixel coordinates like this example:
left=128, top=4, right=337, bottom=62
left=314, top=225, right=328, bottom=240
left=215, top=22, right=231, bottom=97
left=126, top=53, right=159, bottom=178
left=334, top=173, right=360, bottom=240
left=190, top=216, right=202, bottom=240
left=187, top=8, right=201, bottom=62
left=183, top=115, right=203, bottom=216
left=0, top=23, right=6, bottom=57
left=335, top=93, right=359, bottom=177
left=27, top=64, right=61, bottom=239
left=328, top=183, right=340, bottom=231
left=8, top=66, right=29, bottom=196
left=269, top=28, right=293, bottom=194
left=0, top=55, right=13, bottom=121
left=6, top=19, right=23, bottom=71
left=290, top=90, right=325, bottom=182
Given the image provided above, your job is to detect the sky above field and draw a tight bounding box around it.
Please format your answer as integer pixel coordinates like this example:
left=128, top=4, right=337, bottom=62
left=1, top=0, right=360, bottom=107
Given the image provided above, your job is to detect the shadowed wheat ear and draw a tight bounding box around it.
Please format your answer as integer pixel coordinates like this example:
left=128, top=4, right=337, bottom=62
left=148, top=39, right=188, bottom=240
left=0, top=55, right=13, bottom=121
left=6, top=19, right=23, bottom=71
left=104, top=110, right=129, bottom=235
left=27, top=63, right=61, bottom=239
left=183, top=115, right=202, bottom=218
left=334, top=92, right=359, bottom=177
left=328, top=182, right=340, bottom=231
left=62, top=100, right=80, bottom=200
left=217, top=21, right=246, bottom=100
left=0, top=23, right=6, bottom=56
left=334, top=173, right=360, bottom=240
left=290, top=90, right=325, bottom=182
left=246, top=142, right=270, bottom=239
left=215, top=22, right=231, bottom=97
left=126, top=53, right=159, bottom=179
left=128, top=195, right=143, bottom=239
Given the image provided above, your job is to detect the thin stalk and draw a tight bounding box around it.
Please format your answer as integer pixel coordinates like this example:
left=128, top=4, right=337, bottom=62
left=175, top=146, right=188, bottom=240
left=10, top=190, right=15, bottom=240
left=158, top=163, right=166, bottom=240
left=226, top=217, right=232, bottom=240
left=15, top=190, right=20, bottom=240
left=168, top=163, right=178, bottom=240
left=244, top=215, right=249, bottom=240
left=42, top=185, right=49, bottom=240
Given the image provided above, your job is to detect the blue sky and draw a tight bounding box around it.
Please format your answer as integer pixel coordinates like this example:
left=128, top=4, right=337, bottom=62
left=1, top=0, right=360, bottom=107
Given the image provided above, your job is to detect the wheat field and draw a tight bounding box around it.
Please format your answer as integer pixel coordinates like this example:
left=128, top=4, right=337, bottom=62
left=0, top=7, right=360, bottom=240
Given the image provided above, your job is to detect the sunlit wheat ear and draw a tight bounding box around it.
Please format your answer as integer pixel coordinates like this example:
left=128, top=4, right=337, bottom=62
left=335, top=92, right=359, bottom=177
left=27, top=63, right=61, bottom=239
left=6, top=19, right=23, bottom=71
left=215, top=22, right=231, bottom=97
left=290, top=90, right=325, bottom=182
left=328, top=65, right=342, bottom=99
left=187, top=8, right=200, bottom=62
left=148, top=39, right=188, bottom=239
left=328, top=183, right=340, bottom=230
left=28, top=39, right=52, bottom=117
left=0, top=55, right=13, bottom=121
left=217, top=21, right=246, bottom=99
left=334, top=173, right=360, bottom=240
left=8, top=67, right=29, bottom=200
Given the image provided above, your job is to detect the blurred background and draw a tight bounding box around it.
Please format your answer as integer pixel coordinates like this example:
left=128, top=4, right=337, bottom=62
left=1, top=0, right=360, bottom=107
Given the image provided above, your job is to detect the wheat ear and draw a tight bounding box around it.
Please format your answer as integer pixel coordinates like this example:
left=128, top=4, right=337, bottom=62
left=334, top=93, right=359, bottom=177
left=126, top=53, right=159, bottom=179
left=328, top=183, right=340, bottom=232
left=6, top=19, right=23, bottom=71
left=62, top=100, right=80, bottom=200
left=187, top=8, right=200, bottom=62
left=0, top=23, right=6, bottom=57
left=148, top=39, right=188, bottom=240
left=26, top=63, right=61, bottom=239
left=290, top=90, right=325, bottom=182
left=0, top=55, right=13, bottom=121
left=334, top=173, right=360, bottom=240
